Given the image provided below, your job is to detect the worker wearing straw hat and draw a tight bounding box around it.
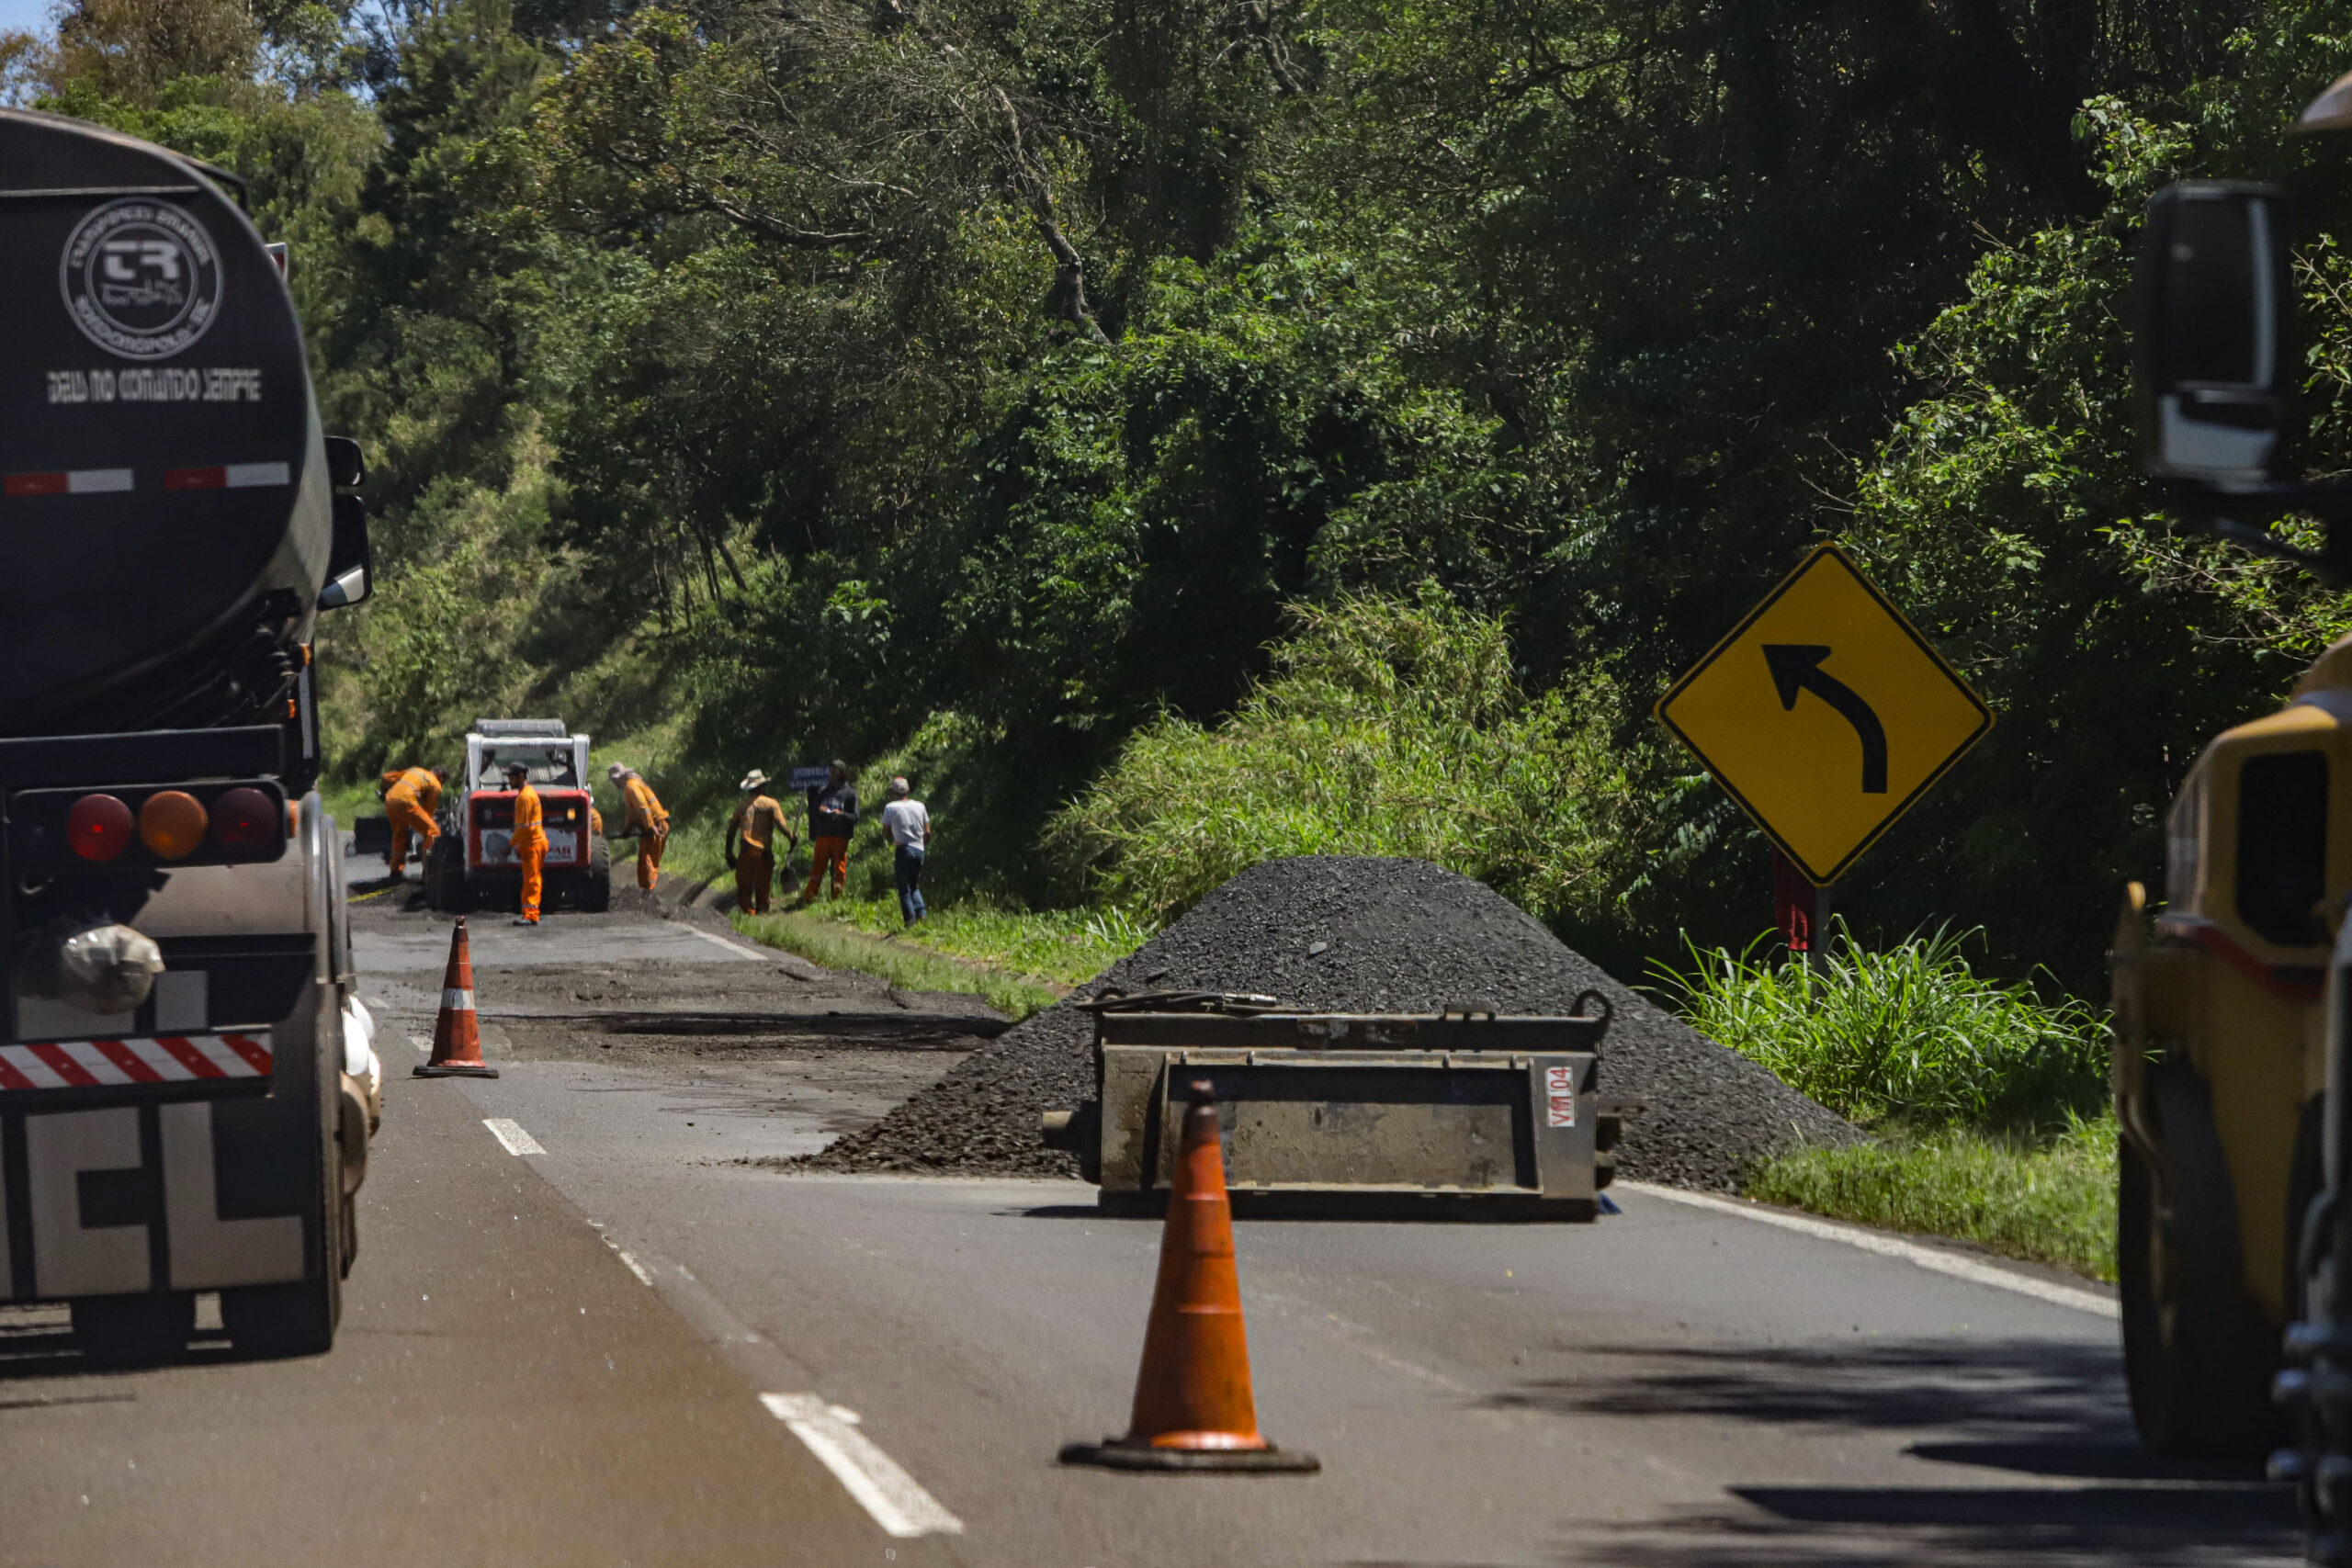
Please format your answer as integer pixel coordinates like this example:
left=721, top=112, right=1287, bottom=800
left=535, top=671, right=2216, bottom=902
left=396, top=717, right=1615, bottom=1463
left=726, top=770, right=794, bottom=916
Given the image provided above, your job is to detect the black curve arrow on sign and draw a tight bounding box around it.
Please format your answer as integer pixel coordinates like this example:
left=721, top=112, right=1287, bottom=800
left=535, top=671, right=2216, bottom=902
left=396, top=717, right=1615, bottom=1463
left=1763, top=644, right=1887, bottom=794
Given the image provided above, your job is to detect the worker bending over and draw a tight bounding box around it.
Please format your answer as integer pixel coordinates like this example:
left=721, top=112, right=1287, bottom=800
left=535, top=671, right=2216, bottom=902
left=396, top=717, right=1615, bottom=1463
left=801, top=760, right=859, bottom=905
left=505, top=760, right=548, bottom=925
left=379, top=764, right=446, bottom=880
left=607, top=762, right=671, bottom=890
left=727, top=770, right=795, bottom=915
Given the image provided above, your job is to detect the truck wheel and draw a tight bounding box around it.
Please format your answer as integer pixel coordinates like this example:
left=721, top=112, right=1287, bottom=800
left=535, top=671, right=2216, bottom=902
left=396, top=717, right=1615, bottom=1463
left=224, top=1066, right=346, bottom=1359
left=2120, top=1066, right=2278, bottom=1456
left=426, top=836, right=470, bottom=913
left=73, top=1292, right=196, bottom=1365
left=581, top=835, right=611, bottom=912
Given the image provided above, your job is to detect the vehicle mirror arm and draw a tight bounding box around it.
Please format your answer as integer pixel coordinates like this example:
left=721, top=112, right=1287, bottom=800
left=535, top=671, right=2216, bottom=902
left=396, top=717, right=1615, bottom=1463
left=2170, top=477, right=2352, bottom=585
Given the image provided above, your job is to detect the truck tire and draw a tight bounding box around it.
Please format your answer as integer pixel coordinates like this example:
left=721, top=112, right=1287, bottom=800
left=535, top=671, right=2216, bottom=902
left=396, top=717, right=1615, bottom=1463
left=425, top=835, right=470, bottom=913
left=2120, top=1064, right=2279, bottom=1456
left=222, top=1125, right=344, bottom=1358
left=581, top=834, right=611, bottom=912
left=73, top=1292, right=196, bottom=1366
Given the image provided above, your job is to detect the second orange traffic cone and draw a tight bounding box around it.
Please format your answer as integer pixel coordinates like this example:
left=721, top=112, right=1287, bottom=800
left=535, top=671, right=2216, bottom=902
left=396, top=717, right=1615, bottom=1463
left=1060, top=1078, right=1317, bottom=1472
left=414, top=916, right=498, bottom=1079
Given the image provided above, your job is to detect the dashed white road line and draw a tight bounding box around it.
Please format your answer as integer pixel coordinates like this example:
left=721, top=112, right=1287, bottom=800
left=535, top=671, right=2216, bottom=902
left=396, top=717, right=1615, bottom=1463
left=481, top=1117, right=546, bottom=1156
left=760, top=1393, right=964, bottom=1538
left=1621, top=1180, right=2118, bottom=1318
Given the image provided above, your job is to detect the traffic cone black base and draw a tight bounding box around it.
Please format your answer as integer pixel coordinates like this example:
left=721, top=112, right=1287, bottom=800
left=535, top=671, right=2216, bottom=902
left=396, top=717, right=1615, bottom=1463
left=1057, top=1440, right=1319, bottom=1473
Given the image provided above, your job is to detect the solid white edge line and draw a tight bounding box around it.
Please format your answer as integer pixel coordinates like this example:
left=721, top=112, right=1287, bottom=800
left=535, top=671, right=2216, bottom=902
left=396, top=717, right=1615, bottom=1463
left=760, top=1393, right=964, bottom=1538
left=1618, top=1179, right=2120, bottom=1319
left=481, top=1117, right=546, bottom=1156
left=681, top=922, right=763, bottom=960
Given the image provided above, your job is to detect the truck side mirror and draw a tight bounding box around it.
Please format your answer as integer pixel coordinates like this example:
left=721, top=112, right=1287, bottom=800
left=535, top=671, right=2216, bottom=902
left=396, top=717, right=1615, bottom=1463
left=320, top=492, right=372, bottom=609
left=323, top=434, right=365, bottom=490
left=2137, top=182, right=2293, bottom=484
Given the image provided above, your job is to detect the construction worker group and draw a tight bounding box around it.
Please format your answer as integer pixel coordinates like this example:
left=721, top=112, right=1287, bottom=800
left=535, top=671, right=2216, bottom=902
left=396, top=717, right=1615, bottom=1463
left=379, top=754, right=918, bottom=922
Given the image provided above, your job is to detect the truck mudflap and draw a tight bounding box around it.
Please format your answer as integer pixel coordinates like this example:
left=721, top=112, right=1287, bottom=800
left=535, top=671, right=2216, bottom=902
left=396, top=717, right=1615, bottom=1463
left=0, top=983, right=333, bottom=1303
left=1050, top=999, right=1621, bottom=1220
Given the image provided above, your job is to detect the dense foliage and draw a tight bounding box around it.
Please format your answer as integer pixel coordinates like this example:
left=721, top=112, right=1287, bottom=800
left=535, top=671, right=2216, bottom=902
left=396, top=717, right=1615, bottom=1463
left=24, top=0, right=2352, bottom=988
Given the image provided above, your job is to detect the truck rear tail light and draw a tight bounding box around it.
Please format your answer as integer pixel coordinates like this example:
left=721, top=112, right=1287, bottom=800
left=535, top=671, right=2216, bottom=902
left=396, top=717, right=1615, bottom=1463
left=139, top=790, right=209, bottom=859
left=66, top=794, right=133, bottom=862
left=209, top=787, right=282, bottom=859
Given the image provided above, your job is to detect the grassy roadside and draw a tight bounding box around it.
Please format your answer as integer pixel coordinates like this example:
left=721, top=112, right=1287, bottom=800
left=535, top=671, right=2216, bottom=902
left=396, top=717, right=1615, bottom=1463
left=787, top=897, right=1150, bottom=987
left=1651, top=924, right=2116, bottom=1283
left=1746, top=1117, right=2117, bottom=1281
left=729, top=909, right=1069, bottom=1020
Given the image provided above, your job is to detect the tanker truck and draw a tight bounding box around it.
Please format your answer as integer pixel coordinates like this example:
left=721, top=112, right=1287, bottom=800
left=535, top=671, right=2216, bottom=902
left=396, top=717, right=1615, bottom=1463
left=0, top=109, right=377, bottom=1360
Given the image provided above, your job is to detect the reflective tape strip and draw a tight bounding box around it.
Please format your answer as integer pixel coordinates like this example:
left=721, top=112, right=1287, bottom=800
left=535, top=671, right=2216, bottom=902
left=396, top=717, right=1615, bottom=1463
left=164, top=462, right=290, bottom=491
left=28, top=1043, right=99, bottom=1088
left=5, top=468, right=133, bottom=497
left=0, top=1032, right=272, bottom=1093
left=442, top=988, right=475, bottom=1012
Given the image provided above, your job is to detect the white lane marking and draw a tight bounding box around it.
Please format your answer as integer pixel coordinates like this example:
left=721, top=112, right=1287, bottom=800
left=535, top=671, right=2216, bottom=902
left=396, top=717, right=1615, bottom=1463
left=1621, top=1180, right=2119, bottom=1318
left=760, top=1393, right=964, bottom=1538
left=598, top=1232, right=657, bottom=1287
left=682, top=922, right=763, bottom=959
left=481, top=1117, right=546, bottom=1156
left=406, top=1034, right=431, bottom=1055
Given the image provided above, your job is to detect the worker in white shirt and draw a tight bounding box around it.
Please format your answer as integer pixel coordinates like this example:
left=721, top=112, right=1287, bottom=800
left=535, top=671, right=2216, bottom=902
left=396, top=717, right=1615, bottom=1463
left=880, top=776, right=932, bottom=926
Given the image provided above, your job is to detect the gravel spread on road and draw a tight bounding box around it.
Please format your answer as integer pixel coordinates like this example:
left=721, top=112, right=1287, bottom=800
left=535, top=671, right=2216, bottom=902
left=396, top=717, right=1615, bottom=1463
left=791, top=856, right=1860, bottom=1190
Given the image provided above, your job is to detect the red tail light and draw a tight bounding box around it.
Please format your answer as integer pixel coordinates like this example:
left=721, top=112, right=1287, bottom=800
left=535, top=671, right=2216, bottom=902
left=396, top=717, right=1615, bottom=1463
left=66, top=793, right=133, bottom=862
left=209, top=787, right=282, bottom=858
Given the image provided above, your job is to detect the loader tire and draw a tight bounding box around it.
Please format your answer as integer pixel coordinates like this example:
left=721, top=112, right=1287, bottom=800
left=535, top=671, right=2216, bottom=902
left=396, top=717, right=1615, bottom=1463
left=424, top=835, right=470, bottom=913
left=581, top=835, right=611, bottom=912
left=2120, top=1064, right=2278, bottom=1457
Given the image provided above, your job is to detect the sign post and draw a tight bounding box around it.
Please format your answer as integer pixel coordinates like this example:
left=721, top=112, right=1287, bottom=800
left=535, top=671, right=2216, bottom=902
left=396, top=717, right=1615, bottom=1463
left=1656, top=544, right=1992, bottom=952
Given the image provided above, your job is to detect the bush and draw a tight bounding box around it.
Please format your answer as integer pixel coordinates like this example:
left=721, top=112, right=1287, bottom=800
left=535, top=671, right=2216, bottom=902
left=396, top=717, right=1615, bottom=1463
left=1046, top=586, right=1641, bottom=925
left=1646, top=922, right=2108, bottom=1131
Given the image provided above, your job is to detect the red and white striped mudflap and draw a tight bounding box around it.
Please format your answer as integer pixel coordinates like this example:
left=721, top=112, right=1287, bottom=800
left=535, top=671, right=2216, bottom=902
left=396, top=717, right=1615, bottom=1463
left=416, top=915, right=496, bottom=1078
left=0, top=1032, right=272, bottom=1092
left=4, top=468, right=133, bottom=497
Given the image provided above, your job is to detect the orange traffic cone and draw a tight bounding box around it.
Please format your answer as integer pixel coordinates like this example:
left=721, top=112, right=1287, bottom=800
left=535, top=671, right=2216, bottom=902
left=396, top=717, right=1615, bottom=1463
left=1060, top=1079, right=1317, bottom=1472
left=414, top=917, right=498, bottom=1079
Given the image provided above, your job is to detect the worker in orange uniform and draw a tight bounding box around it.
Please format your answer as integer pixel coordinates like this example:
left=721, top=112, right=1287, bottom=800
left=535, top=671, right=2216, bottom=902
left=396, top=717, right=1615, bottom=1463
left=799, top=760, right=859, bottom=906
left=504, top=760, right=548, bottom=926
left=725, top=770, right=795, bottom=915
left=378, top=764, right=445, bottom=881
left=606, top=762, right=671, bottom=891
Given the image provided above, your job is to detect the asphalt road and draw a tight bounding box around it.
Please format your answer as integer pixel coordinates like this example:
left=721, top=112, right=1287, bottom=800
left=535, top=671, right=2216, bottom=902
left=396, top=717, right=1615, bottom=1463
left=0, top=859, right=2301, bottom=1566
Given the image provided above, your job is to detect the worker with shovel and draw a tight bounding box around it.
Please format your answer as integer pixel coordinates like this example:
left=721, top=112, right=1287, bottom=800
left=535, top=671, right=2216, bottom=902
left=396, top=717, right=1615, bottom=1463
left=727, top=770, right=794, bottom=916
left=606, top=762, right=671, bottom=890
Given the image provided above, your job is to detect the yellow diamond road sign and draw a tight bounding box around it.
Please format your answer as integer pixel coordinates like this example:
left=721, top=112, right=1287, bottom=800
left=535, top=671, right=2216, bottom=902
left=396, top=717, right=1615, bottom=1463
left=1655, top=544, right=1992, bottom=886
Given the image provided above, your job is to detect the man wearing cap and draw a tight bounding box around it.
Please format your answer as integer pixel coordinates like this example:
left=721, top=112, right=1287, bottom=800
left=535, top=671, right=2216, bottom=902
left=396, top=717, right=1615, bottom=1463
left=378, top=763, right=445, bottom=881
left=606, top=763, right=671, bottom=891
left=504, top=760, right=548, bottom=926
left=799, top=759, right=859, bottom=906
left=726, top=771, right=794, bottom=916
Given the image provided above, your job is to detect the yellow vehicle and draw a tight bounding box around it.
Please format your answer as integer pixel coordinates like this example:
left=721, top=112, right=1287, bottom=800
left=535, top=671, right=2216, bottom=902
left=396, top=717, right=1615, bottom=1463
left=2110, top=643, right=2344, bottom=1454
left=2124, top=76, right=2352, bottom=1508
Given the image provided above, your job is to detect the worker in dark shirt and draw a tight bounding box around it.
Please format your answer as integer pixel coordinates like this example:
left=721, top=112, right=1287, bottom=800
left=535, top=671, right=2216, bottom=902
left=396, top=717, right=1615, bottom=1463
left=799, top=759, right=859, bottom=905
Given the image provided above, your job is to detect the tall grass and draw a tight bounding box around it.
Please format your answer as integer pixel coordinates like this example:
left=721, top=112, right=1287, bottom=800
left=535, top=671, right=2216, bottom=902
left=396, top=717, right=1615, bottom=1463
left=1046, top=587, right=1642, bottom=925
left=1646, top=922, right=2109, bottom=1131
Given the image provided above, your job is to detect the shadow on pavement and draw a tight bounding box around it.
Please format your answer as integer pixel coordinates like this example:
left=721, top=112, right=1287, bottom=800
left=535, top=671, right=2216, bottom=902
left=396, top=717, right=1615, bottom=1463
left=1493, top=1337, right=2299, bottom=1565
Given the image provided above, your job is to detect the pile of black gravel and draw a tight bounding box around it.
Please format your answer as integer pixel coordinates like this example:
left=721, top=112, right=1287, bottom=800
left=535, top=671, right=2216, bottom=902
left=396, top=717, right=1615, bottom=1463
left=794, top=856, right=1860, bottom=1190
